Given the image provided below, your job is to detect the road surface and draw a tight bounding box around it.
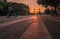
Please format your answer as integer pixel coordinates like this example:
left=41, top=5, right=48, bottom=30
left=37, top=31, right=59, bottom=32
left=42, top=15, right=60, bottom=39
left=0, top=15, right=60, bottom=39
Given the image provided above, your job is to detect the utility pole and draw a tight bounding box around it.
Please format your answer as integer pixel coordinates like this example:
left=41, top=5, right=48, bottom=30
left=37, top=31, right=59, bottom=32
left=33, top=8, right=35, bottom=14
left=39, top=8, right=41, bottom=15
left=39, top=8, right=40, bottom=12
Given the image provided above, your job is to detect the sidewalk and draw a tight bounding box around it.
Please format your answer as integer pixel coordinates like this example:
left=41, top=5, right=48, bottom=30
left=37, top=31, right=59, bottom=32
left=19, top=16, right=52, bottom=39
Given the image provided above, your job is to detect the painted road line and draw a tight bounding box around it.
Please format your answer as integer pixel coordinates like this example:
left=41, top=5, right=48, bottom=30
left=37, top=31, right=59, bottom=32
left=46, top=17, right=60, bottom=23
left=49, top=18, right=60, bottom=23
left=0, top=16, right=33, bottom=28
left=19, top=16, right=52, bottom=39
left=42, top=16, right=60, bottom=23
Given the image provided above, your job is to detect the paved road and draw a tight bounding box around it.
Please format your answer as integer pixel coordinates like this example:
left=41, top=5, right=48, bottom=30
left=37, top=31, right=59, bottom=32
left=42, top=15, right=60, bottom=23
left=19, top=15, right=52, bottom=39
left=42, top=15, right=60, bottom=39
left=0, top=16, right=32, bottom=24
left=0, top=16, right=33, bottom=39
left=0, top=15, right=60, bottom=39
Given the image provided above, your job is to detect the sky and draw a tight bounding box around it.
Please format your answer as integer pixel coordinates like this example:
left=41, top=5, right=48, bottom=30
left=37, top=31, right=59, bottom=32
left=7, top=0, right=46, bottom=13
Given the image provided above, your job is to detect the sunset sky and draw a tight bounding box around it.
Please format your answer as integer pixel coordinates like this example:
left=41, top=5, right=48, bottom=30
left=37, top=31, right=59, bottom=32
left=7, top=0, right=46, bottom=13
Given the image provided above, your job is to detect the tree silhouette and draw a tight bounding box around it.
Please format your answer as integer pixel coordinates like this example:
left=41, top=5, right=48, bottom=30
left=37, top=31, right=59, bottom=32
left=0, top=0, right=9, bottom=16
left=0, top=1, right=30, bottom=16
left=10, top=2, right=30, bottom=15
left=37, top=0, right=60, bottom=16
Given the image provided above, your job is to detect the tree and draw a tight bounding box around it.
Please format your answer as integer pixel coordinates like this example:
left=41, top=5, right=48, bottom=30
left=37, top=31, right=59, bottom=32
left=10, top=2, right=30, bottom=15
left=37, top=0, right=60, bottom=16
left=0, top=0, right=30, bottom=16
left=0, top=0, right=9, bottom=16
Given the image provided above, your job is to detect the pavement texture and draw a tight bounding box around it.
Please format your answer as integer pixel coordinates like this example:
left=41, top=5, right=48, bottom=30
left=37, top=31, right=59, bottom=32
left=42, top=15, right=60, bottom=39
left=19, top=15, right=52, bottom=39
left=0, top=16, right=31, bottom=24
left=0, top=15, right=60, bottom=39
left=0, top=16, right=33, bottom=39
left=0, top=18, right=33, bottom=39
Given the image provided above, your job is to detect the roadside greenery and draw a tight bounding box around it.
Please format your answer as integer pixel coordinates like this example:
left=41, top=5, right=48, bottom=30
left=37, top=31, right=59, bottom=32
left=0, top=0, right=30, bottom=16
left=37, top=0, right=60, bottom=16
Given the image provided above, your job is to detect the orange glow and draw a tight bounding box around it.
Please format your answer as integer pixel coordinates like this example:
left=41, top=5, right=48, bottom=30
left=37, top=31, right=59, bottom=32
left=33, top=15, right=38, bottom=23
left=47, top=6, right=55, bottom=10
left=7, top=0, right=46, bottom=13
left=30, top=9, right=34, bottom=13
left=34, top=15, right=37, bottom=19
